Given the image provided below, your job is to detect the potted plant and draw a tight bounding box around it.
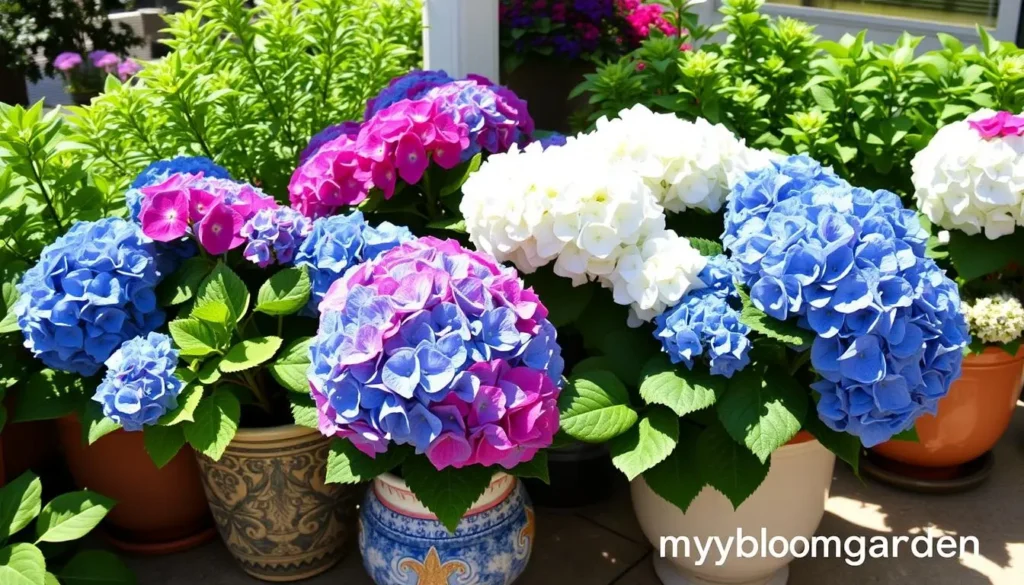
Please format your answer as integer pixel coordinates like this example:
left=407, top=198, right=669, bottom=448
left=499, top=0, right=693, bottom=132
left=307, top=236, right=561, bottom=585
left=866, top=109, right=1024, bottom=491
left=0, top=471, right=135, bottom=584
left=0, top=0, right=138, bottom=106
left=460, top=105, right=969, bottom=585
left=52, top=51, right=142, bottom=105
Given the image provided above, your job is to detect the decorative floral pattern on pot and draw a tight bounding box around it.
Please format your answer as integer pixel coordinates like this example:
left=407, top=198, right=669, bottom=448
left=195, top=426, right=358, bottom=582
left=360, top=473, right=533, bottom=585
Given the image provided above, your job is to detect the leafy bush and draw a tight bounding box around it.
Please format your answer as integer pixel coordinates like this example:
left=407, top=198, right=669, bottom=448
left=69, top=0, right=422, bottom=199
left=0, top=471, right=134, bottom=585
left=575, top=0, right=1024, bottom=193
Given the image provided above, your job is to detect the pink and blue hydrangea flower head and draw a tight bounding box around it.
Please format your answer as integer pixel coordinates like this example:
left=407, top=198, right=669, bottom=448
left=307, top=237, right=564, bottom=470
left=14, top=218, right=166, bottom=377
left=722, top=155, right=970, bottom=447
left=299, top=121, right=362, bottom=165
left=654, top=255, right=752, bottom=378
left=364, top=69, right=456, bottom=120
left=126, top=156, right=232, bottom=222
left=93, top=332, right=183, bottom=431
left=423, top=79, right=534, bottom=159
left=293, top=210, right=413, bottom=316
left=241, top=207, right=314, bottom=268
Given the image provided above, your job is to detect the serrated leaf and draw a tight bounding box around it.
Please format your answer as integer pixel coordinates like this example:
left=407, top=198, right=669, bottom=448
left=639, top=356, right=725, bottom=417
left=325, top=440, right=409, bottom=485
left=157, top=257, right=212, bottom=306
left=401, top=457, right=493, bottom=533
left=190, top=300, right=231, bottom=325
left=288, top=394, right=318, bottom=429
left=143, top=425, right=186, bottom=469
left=35, top=492, right=115, bottom=543
left=947, top=230, right=1024, bottom=282
left=688, top=237, right=723, bottom=257
left=197, top=360, right=221, bottom=385
left=268, top=337, right=313, bottom=393
left=58, top=550, right=136, bottom=585
left=183, top=389, right=240, bottom=462
left=219, top=337, right=282, bottom=373
left=558, top=370, right=638, bottom=443
left=716, top=369, right=807, bottom=463
left=804, top=412, right=859, bottom=475
left=0, top=472, right=42, bottom=540
left=194, top=262, right=249, bottom=324
left=425, top=218, right=467, bottom=233
left=158, top=384, right=204, bottom=426
left=737, top=286, right=814, bottom=346
left=168, top=318, right=221, bottom=358
left=508, top=452, right=549, bottom=484
left=255, top=267, right=310, bottom=316
left=643, top=425, right=704, bottom=514
left=609, top=406, right=680, bottom=481
left=78, top=405, right=121, bottom=446
left=697, top=422, right=770, bottom=509
left=0, top=543, right=45, bottom=585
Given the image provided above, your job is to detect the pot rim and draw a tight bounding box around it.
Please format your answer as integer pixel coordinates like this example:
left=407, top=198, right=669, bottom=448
left=373, top=470, right=515, bottom=520
left=376, top=469, right=509, bottom=491
left=967, top=345, right=1024, bottom=366
left=232, top=423, right=322, bottom=444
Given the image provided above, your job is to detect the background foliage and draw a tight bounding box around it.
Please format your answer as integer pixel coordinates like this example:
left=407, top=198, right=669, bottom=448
left=575, top=0, right=1024, bottom=194
left=69, top=0, right=422, bottom=199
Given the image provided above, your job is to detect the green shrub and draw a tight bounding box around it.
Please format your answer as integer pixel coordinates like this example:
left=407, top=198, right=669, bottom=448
left=69, top=0, right=422, bottom=199
left=575, top=0, right=1024, bottom=193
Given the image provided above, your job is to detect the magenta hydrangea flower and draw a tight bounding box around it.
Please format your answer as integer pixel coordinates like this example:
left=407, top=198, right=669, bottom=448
left=968, top=111, right=1024, bottom=139
left=139, top=174, right=276, bottom=255
left=53, top=52, right=83, bottom=72
left=288, top=133, right=371, bottom=217
left=89, top=50, right=120, bottom=72
left=299, top=121, right=362, bottom=164
left=117, top=58, right=143, bottom=81
left=308, top=237, right=564, bottom=470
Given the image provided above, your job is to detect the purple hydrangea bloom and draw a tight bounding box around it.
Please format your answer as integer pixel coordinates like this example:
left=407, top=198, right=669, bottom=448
left=53, top=52, right=83, bottom=72
left=364, top=70, right=455, bottom=120
left=722, top=155, right=970, bottom=447
left=241, top=207, right=313, bottom=268
left=308, top=237, right=564, bottom=469
left=293, top=210, right=413, bottom=315
left=93, top=332, right=183, bottom=431
left=14, top=218, right=166, bottom=376
left=654, top=255, right=751, bottom=378
left=423, top=79, right=534, bottom=159
left=127, top=156, right=232, bottom=222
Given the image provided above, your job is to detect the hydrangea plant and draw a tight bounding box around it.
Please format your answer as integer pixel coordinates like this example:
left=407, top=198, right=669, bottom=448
left=461, top=105, right=970, bottom=512
left=309, top=237, right=564, bottom=531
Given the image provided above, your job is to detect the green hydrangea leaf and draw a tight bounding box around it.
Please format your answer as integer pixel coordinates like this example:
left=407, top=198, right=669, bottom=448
left=255, top=267, right=311, bottom=316
left=639, top=356, right=725, bottom=417
left=400, top=457, right=493, bottom=533
left=737, top=287, right=815, bottom=347
left=183, top=389, right=240, bottom=461
left=0, top=472, right=43, bottom=541
left=268, top=336, right=313, bottom=393
left=219, top=336, right=283, bottom=373
left=143, top=424, right=187, bottom=469
left=558, top=370, right=638, bottom=443
left=325, top=440, right=408, bottom=485
left=609, top=406, right=680, bottom=481
left=642, top=424, right=704, bottom=514
left=696, top=422, right=770, bottom=509
left=35, top=491, right=115, bottom=543
left=716, top=368, right=807, bottom=463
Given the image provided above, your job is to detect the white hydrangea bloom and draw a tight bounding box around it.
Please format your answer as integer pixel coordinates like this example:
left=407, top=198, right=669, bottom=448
left=963, top=293, right=1024, bottom=345
left=911, top=109, right=1024, bottom=240
left=583, top=104, right=775, bottom=213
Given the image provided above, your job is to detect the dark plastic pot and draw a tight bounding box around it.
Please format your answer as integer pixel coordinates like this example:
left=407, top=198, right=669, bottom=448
left=523, top=441, right=617, bottom=508
left=502, top=57, right=594, bottom=134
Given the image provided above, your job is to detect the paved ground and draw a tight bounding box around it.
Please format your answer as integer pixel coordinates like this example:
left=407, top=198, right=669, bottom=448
left=128, top=403, right=1024, bottom=584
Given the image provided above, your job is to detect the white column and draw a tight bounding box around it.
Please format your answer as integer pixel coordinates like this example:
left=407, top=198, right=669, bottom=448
left=422, top=0, right=500, bottom=81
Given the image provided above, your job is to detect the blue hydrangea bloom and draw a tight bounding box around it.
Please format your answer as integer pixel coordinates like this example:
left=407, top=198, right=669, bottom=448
left=424, top=80, right=530, bottom=159
left=126, top=156, right=231, bottom=222
left=654, top=255, right=752, bottom=378
left=722, top=155, right=970, bottom=447
left=93, top=332, right=183, bottom=431
left=535, top=132, right=568, bottom=150
left=241, top=207, right=313, bottom=268
left=14, top=218, right=166, bottom=376
left=293, top=211, right=413, bottom=315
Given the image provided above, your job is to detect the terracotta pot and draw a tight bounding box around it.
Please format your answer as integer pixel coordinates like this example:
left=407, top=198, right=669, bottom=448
left=195, top=425, right=358, bottom=582
left=632, top=433, right=835, bottom=585
left=502, top=57, right=593, bottom=133
left=871, top=347, right=1024, bottom=470
left=56, top=416, right=215, bottom=554
left=360, top=472, right=533, bottom=585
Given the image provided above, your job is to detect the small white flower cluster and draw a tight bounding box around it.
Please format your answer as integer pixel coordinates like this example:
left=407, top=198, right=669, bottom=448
left=911, top=109, right=1024, bottom=240
left=963, top=293, right=1024, bottom=345
left=461, top=105, right=772, bottom=322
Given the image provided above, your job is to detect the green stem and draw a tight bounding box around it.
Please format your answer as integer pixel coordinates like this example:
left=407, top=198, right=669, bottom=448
left=276, top=315, right=283, bottom=337
left=241, top=370, right=273, bottom=414
left=423, top=172, right=440, bottom=221
left=28, top=155, right=64, bottom=232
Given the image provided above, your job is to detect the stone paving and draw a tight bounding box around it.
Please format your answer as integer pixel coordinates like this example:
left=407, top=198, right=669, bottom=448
left=126, top=403, right=1024, bottom=585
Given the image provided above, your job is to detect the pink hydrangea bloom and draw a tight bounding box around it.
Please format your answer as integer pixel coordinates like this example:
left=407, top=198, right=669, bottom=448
left=138, top=174, right=276, bottom=255
left=117, top=59, right=143, bottom=81
left=89, top=50, right=120, bottom=72
left=288, top=133, right=370, bottom=217
left=53, top=52, right=83, bottom=72
left=968, top=111, right=1024, bottom=139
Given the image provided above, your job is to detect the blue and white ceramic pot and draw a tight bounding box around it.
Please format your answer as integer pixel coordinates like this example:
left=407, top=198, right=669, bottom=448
left=360, top=472, right=534, bottom=585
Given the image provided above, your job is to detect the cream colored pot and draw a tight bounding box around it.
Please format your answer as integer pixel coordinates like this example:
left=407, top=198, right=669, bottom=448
left=632, top=437, right=835, bottom=585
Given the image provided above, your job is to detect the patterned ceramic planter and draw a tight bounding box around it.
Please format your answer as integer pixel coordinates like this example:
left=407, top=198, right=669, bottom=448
left=360, top=472, right=534, bottom=585
left=195, top=425, right=359, bottom=582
